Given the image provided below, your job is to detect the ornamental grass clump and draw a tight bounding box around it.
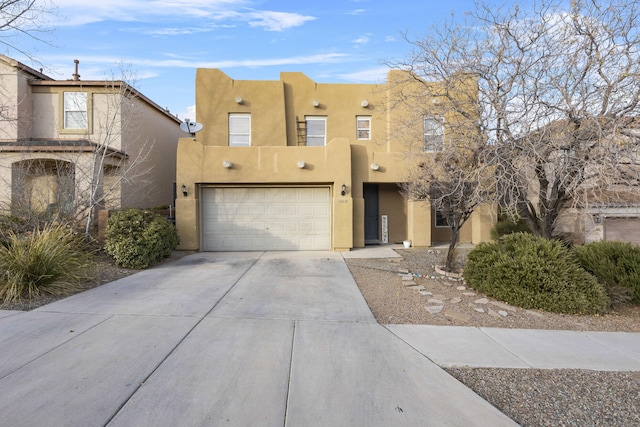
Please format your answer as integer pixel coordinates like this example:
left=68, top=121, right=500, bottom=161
left=463, top=232, right=610, bottom=315
left=0, top=223, right=96, bottom=303
left=104, top=208, right=179, bottom=269
left=575, top=241, right=640, bottom=304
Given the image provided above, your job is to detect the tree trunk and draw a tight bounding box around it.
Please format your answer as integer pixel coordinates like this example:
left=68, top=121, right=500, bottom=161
left=444, top=226, right=460, bottom=272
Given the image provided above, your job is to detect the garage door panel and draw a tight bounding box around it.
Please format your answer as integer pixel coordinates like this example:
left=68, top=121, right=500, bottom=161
left=202, top=187, right=331, bottom=251
left=604, top=217, right=640, bottom=246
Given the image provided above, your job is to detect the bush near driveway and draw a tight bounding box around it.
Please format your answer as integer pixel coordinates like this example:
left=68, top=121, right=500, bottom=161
left=463, top=233, right=610, bottom=315
left=104, top=208, right=179, bottom=269
left=0, top=223, right=96, bottom=303
left=575, top=241, right=640, bottom=304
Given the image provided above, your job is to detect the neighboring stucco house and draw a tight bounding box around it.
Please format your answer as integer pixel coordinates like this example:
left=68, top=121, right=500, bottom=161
left=176, top=69, right=495, bottom=251
left=0, top=55, right=182, bottom=227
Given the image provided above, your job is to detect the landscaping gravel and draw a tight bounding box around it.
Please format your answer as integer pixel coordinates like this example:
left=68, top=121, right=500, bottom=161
left=346, top=247, right=640, bottom=427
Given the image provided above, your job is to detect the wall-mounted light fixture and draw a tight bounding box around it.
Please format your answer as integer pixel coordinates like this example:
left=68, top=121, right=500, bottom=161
left=181, top=184, right=188, bottom=197
left=297, top=161, right=306, bottom=169
left=361, top=99, right=369, bottom=108
left=370, top=163, right=380, bottom=171
left=341, top=183, right=347, bottom=196
left=235, top=96, right=243, bottom=104
left=313, top=100, right=320, bottom=107
left=223, top=160, right=233, bottom=169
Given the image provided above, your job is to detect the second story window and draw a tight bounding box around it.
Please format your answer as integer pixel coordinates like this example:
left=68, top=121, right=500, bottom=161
left=63, top=92, right=88, bottom=129
left=356, top=116, right=371, bottom=140
left=424, top=116, right=444, bottom=152
left=306, top=116, right=326, bottom=146
left=229, top=113, right=251, bottom=146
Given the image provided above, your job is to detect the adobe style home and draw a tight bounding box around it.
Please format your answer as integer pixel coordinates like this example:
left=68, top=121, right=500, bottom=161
left=0, top=55, right=183, bottom=226
left=176, top=68, right=495, bottom=251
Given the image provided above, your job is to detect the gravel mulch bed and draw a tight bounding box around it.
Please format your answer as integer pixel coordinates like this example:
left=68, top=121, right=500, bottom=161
left=345, top=247, right=640, bottom=427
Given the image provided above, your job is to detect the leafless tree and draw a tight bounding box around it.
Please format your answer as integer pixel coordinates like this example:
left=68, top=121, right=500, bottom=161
left=390, top=0, right=640, bottom=240
left=402, top=141, right=494, bottom=272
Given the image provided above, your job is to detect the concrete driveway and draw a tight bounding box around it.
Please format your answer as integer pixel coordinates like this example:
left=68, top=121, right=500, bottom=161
left=0, top=251, right=516, bottom=426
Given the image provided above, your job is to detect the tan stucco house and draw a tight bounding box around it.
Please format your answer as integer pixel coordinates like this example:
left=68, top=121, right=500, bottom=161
left=0, top=55, right=183, bottom=226
left=176, top=69, right=494, bottom=251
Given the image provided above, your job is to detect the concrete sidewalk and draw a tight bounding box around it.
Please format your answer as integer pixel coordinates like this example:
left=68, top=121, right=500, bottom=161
left=0, top=251, right=517, bottom=427
left=387, top=325, right=640, bottom=371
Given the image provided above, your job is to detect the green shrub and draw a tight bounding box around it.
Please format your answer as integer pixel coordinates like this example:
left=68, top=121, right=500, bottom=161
left=490, top=211, right=531, bottom=240
left=0, top=223, right=96, bottom=303
left=575, top=241, right=640, bottom=304
left=104, top=209, right=179, bottom=269
left=463, top=232, right=610, bottom=314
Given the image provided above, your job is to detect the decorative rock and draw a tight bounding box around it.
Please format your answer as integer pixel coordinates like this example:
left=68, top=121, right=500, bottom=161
left=429, top=276, right=437, bottom=280
left=498, top=310, right=508, bottom=317
left=487, top=308, right=502, bottom=318
left=428, top=298, right=443, bottom=304
left=419, top=290, right=433, bottom=296
left=474, top=298, right=489, bottom=304
left=490, top=301, right=517, bottom=312
left=444, top=309, right=472, bottom=323
left=425, top=305, right=444, bottom=314
left=474, top=308, right=485, bottom=313
left=449, top=297, right=462, bottom=304
left=401, top=275, right=414, bottom=281
left=398, top=268, right=409, bottom=274
left=433, top=294, right=448, bottom=301
left=526, top=310, right=545, bottom=318
left=463, top=292, right=477, bottom=297
left=456, top=286, right=467, bottom=291
left=403, top=281, right=418, bottom=287
left=414, top=285, right=426, bottom=291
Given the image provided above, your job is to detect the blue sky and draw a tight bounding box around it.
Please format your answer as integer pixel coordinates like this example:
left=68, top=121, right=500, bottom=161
left=10, top=0, right=486, bottom=121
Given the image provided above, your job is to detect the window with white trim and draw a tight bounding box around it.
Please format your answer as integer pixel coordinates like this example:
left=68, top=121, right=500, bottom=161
left=63, top=92, right=88, bottom=129
left=306, top=116, right=326, bottom=146
left=356, top=116, right=371, bottom=140
left=424, top=116, right=444, bottom=152
left=229, top=113, right=251, bottom=146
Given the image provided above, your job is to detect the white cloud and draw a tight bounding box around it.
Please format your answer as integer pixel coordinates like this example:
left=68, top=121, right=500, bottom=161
left=346, top=9, right=366, bottom=15
left=40, top=52, right=349, bottom=71
left=175, top=104, right=197, bottom=122
left=50, top=0, right=315, bottom=32
left=353, top=34, right=371, bottom=45
left=246, top=10, right=316, bottom=31
left=338, top=67, right=390, bottom=83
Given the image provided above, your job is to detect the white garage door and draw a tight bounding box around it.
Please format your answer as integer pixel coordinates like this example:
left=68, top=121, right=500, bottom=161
left=201, top=186, right=331, bottom=251
left=604, top=217, right=640, bottom=246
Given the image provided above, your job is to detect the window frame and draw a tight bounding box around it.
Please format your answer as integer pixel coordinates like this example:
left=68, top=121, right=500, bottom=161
left=305, top=116, right=326, bottom=146
left=62, top=91, right=89, bottom=131
left=434, top=210, right=449, bottom=228
left=229, top=113, right=251, bottom=146
left=356, top=116, right=371, bottom=140
left=424, top=115, right=444, bottom=152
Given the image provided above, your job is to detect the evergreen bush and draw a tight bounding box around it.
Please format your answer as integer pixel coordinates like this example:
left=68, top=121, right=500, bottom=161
left=0, top=223, right=96, bottom=303
left=463, top=232, right=610, bottom=314
left=104, top=208, right=179, bottom=269
left=575, top=241, right=640, bottom=304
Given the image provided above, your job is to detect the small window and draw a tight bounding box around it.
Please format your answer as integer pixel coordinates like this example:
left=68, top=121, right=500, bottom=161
left=356, top=116, right=371, bottom=140
left=306, top=116, right=326, bottom=146
left=435, top=210, right=449, bottom=227
left=229, top=113, right=251, bottom=146
left=424, top=116, right=444, bottom=152
left=63, top=92, right=88, bottom=129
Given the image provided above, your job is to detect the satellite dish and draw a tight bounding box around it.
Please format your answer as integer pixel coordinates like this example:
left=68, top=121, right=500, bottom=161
left=180, top=119, right=203, bottom=137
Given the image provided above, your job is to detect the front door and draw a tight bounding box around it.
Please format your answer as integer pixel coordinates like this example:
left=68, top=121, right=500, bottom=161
left=364, top=184, right=379, bottom=243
